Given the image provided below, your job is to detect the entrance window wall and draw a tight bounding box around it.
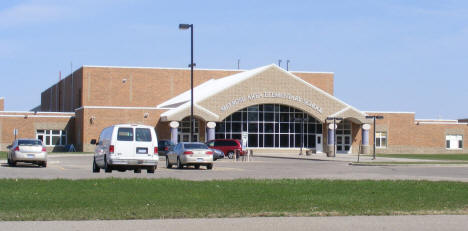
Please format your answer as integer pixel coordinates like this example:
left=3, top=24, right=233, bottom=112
left=178, top=117, right=199, bottom=142
left=215, top=104, right=322, bottom=148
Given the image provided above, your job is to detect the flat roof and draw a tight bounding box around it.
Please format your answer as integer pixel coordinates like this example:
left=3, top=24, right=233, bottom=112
left=82, top=64, right=333, bottom=74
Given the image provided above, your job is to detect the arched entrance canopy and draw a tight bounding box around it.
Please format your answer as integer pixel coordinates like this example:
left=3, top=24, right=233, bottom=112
left=158, top=64, right=368, bottom=124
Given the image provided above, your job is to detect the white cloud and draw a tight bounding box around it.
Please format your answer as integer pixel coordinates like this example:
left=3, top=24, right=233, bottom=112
left=0, top=2, right=71, bottom=28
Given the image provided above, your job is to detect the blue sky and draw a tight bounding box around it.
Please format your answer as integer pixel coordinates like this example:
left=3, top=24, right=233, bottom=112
left=1, top=0, right=467, bottom=119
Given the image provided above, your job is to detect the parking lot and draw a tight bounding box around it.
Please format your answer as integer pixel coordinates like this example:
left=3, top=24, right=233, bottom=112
left=2, top=154, right=468, bottom=182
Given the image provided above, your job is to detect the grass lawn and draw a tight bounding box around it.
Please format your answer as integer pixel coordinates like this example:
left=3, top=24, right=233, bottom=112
left=1, top=178, right=468, bottom=221
left=0, top=151, right=6, bottom=160
left=377, top=154, right=468, bottom=161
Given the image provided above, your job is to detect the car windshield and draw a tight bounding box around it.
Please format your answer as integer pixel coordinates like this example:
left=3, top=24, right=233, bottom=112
left=18, top=140, right=42, bottom=146
left=184, top=143, right=208, bottom=150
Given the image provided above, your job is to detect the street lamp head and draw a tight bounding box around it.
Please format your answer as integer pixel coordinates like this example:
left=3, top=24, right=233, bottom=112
left=179, top=24, right=192, bottom=30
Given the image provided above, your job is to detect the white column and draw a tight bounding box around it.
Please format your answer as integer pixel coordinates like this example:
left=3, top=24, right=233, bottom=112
left=362, top=124, right=370, bottom=145
left=360, top=123, right=371, bottom=154
left=169, top=121, right=180, bottom=144
left=206, top=122, right=216, bottom=141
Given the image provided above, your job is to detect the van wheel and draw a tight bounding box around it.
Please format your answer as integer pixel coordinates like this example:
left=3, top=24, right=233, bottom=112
left=104, top=155, right=112, bottom=173
left=207, top=164, right=213, bottom=170
left=147, top=166, right=155, bottom=174
left=177, top=158, right=183, bottom=169
left=134, top=168, right=141, bottom=173
left=41, top=161, right=47, bottom=168
left=194, top=164, right=200, bottom=169
left=93, top=158, right=100, bottom=173
left=227, top=151, right=234, bottom=159
left=166, top=157, right=172, bottom=169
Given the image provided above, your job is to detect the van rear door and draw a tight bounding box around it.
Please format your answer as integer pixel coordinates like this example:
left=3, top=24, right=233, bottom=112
left=133, top=127, right=154, bottom=159
left=114, top=127, right=134, bottom=157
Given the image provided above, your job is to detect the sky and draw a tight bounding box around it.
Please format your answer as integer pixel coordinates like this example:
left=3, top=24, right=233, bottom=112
left=0, top=0, right=467, bottom=119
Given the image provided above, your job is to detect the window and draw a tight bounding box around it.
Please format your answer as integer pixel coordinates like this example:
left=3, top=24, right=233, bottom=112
left=117, top=128, right=134, bottom=141
left=36, top=130, right=67, bottom=146
left=376, top=132, right=387, bottom=148
left=446, top=135, right=463, bottom=149
left=135, top=128, right=152, bottom=142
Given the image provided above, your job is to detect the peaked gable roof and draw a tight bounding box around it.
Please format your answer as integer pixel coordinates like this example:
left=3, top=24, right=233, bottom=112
left=159, top=64, right=367, bottom=123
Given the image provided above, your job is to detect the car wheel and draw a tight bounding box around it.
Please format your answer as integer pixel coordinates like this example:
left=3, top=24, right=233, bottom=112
left=104, top=155, right=112, bottom=173
left=166, top=157, right=172, bottom=169
left=147, top=166, right=155, bottom=174
left=227, top=151, right=234, bottom=159
left=207, top=164, right=213, bottom=170
left=177, top=158, right=183, bottom=169
left=7, top=157, right=12, bottom=166
left=134, top=168, right=142, bottom=173
left=194, top=164, right=200, bottom=169
left=92, top=158, right=100, bottom=173
left=41, top=161, right=47, bottom=168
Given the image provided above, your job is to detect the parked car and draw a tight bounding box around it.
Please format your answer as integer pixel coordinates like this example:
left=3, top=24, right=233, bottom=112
left=166, top=142, right=213, bottom=170
left=206, top=139, right=245, bottom=159
left=7, top=139, right=47, bottom=167
left=158, top=140, right=174, bottom=156
left=91, top=124, right=159, bottom=174
left=211, top=148, right=224, bottom=161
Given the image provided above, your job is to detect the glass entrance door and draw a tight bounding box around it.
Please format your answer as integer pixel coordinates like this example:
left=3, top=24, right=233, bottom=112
left=336, top=135, right=351, bottom=154
left=178, top=133, right=199, bottom=142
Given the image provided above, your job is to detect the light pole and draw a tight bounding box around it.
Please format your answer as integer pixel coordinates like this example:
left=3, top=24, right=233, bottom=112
left=278, top=59, right=282, bottom=67
left=365, top=115, right=384, bottom=160
left=179, top=23, right=195, bottom=142
left=294, top=117, right=309, bottom=155
left=286, top=60, right=290, bottom=71
left=326, top=117, right=343, bottom=157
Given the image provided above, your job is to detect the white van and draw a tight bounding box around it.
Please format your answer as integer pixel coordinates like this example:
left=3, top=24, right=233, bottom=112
left=91, top=124, right=159, bottom=173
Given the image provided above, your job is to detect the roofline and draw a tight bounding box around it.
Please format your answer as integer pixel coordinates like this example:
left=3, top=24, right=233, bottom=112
left=75, top=106, right=163, bottom=111
left=0, top=111, right=75, bottom=115
left=363, top=111, right=416, bottom=114
left=416, top=119, right=458, bottom=122
left=290, top=70, right=334, bottom=74
left=415, top=121, right=468, bottom=125
left=0, top=115, right=73, bottom=118
left=82, top=64, right=333, bottom=74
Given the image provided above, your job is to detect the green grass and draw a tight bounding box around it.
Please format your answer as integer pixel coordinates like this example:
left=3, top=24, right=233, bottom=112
left=377, top=154, right=468, bottom=161
left=1, top=178, right=468, bottom=221
left=0, top=151, right=6, bottom=160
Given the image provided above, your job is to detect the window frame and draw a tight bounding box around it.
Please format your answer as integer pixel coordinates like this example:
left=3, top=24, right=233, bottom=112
left=36, top=129, right=67, bottom=147
left=375, top=131, right=387, bottom=149
left=446, top=134, right=463, bottom=150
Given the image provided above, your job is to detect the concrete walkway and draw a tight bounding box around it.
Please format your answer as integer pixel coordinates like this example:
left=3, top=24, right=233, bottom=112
left=254, top=152, right=448, bottom=163
left=1, top=216, right=467, bottom=231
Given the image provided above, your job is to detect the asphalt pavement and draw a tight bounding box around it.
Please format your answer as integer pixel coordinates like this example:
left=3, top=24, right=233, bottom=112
left=1, top=154, right=468, bottom=182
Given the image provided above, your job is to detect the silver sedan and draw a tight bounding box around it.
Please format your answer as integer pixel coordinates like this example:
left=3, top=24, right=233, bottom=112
left=166, top=142, right=214, bottom=170
left=7, top=139, right=47, bottom=167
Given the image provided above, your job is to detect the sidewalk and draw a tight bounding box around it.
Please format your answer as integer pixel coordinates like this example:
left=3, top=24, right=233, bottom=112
left=254, top=152, right=457, bottom=163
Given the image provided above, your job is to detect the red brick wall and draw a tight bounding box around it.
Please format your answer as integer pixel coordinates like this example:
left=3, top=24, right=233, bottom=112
left=366, top=112, right=468, bottom=154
